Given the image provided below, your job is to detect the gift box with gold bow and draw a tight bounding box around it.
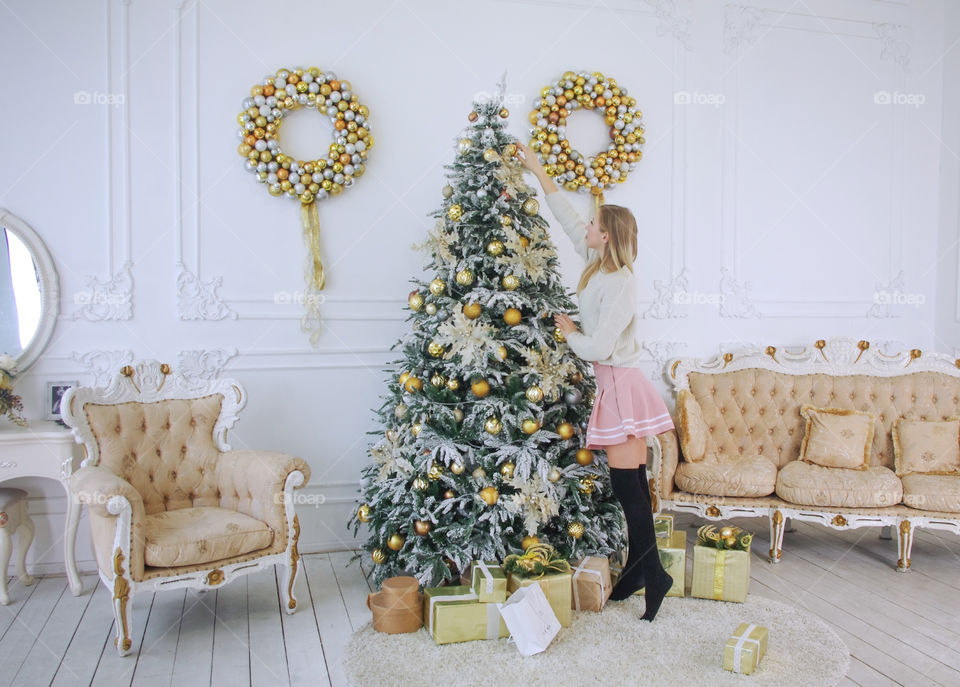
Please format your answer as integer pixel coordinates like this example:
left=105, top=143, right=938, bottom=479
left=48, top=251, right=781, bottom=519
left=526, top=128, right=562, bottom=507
left=691, top=525, right=752, bottom=603
left=504, top=544, right=572, bottom=626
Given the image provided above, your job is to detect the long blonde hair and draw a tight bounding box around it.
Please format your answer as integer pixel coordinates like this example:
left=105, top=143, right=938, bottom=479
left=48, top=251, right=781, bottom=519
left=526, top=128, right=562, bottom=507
left=577, top=204, right=638, bottom=292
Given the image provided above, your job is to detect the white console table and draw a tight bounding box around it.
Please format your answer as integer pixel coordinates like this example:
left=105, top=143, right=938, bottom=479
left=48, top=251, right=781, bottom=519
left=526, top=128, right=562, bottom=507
left=0, top=421, right=82, bottom=595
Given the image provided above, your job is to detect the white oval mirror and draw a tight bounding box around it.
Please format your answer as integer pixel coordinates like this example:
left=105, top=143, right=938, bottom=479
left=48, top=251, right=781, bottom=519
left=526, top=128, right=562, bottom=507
left=0, top=210, right=59, bottom=374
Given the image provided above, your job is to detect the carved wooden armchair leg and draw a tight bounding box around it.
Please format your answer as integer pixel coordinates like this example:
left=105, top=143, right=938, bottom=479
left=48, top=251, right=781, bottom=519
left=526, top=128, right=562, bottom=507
left=280, top=514, right=301, bottom=613
left=109, top=497, right=134, bottom=655
left=769, top=509, right=785, bottom=563
left=896, top=519, right=914, bottom=572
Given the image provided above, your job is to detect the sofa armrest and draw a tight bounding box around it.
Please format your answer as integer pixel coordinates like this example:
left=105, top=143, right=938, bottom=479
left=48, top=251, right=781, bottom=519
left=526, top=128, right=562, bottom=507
left=216, top=450, right=311, bottom=537
left=70, top=465, right=147, bottom=579
left=653, top=429, right=679, bottom=500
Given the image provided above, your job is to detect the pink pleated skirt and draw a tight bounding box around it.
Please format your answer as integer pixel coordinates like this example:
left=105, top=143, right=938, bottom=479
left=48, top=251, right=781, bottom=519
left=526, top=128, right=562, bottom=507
left=585, top=363, right=676, bottom=449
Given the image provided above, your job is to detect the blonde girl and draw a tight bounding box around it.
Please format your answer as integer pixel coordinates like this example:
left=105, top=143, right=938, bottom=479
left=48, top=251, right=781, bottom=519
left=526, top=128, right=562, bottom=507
left=519, top=143, right=674, bottom=620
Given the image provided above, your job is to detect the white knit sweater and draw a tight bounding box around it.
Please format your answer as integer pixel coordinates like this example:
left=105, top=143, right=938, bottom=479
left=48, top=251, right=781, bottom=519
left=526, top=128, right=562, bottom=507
left=545, top=192, right=645, bottom=368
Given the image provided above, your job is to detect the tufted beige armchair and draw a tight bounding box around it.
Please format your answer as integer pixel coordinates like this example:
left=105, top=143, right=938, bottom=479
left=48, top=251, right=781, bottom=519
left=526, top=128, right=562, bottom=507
left=61, top=360, right=310, bottom=655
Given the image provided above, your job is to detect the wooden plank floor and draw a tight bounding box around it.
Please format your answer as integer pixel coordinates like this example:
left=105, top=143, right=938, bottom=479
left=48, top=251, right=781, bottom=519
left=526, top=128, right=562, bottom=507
left=1, top=521, right=958, bottom=686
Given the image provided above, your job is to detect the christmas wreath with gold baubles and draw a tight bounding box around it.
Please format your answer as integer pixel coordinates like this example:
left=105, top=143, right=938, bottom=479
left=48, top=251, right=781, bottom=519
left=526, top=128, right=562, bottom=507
left=236, top=67, right=372, bottom=342
left=528, top=70, right=643, bottom=195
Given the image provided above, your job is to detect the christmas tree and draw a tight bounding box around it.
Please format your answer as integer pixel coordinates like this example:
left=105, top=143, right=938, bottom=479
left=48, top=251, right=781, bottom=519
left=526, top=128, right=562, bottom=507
left=351, top=91, right=626, bottom=587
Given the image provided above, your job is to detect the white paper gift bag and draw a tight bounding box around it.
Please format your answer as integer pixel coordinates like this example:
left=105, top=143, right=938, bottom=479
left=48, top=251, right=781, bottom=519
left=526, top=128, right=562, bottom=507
left=497, top=581, right=561, bottom=656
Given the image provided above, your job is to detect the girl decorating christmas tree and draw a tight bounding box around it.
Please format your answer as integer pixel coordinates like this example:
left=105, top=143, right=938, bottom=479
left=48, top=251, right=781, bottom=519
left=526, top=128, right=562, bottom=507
left=518, top=142, right=674, bottom=621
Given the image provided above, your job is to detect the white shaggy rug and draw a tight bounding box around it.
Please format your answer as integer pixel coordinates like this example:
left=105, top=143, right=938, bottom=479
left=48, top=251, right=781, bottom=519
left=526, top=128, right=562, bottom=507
left=343, top=594, right=849, bottom=687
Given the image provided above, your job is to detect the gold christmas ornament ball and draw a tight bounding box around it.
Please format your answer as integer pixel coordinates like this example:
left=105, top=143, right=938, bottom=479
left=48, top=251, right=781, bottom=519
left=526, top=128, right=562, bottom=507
left=548, top=466, right=563, bottom=482
left=499, top=107, right=509, bottom=119
left=447, top=378, right=461, bottom=391
left=371, top=548, right=387, bottom=564
left=357, top=504, right=371, bottom=522
left=503, top=143, right=518, bottom=158
left=468, top=111, right=478, bottom=122
left=411, top=423, right=423, bottom=437
left=502, top=274, right=520, bottom=291
left=500, top=462, right=515, bottom=478
left=463, top=302, right=483, bottom=319
left=567, top=522, right=585, bottom=539
left=408, top=292, right=424, bottom=311
left=443, top=489, right=456, bottom=499
left=575, top=448, right=595, bottom=466
left=472, top=467, right=487, bottom=479
left=525, top=385, right=544, bottom=403
left=455, top=268, right=474, bottom=286
left=486, top=240, right=505, bottom=256
left=484, top=417, right=503, bottom=435
left=479, top=486, right=499, bottom=506
left=522, top=198, right=540, bottom=216
left=430, top=373, right=446, bottom=388
left=499, top=215, right=512, bottom=227
left=571, top=372, right=584, bottom=385
left=425, top=303, right=438, bottom=316
left=553, top=327, right=566, bottom=343
left=578, top=477, right=595, bottom=494
left=387, top=533, right=406, bottom=551
left=428, top=341, right=445, bottom=358
left=521, top=535, right=540, bottom=550
left=496, top=346, right=508, bottom=361
left=719, top=527, right=735, bottom=540
left=448, top=204, right=463, bottom=222
left=404, top=376, right=423, bottom=393
left=442, top=184, right=454, bottom=198
left=556, top=422, right=575, bottom=440
left=483, top=148, right=498, bottom=162
left=386, top=429, right=397, bottom=442
left=471, top=379, right=491, bottom=398
left=412, top=476, right=429, bottom=490
left=429, top=278, right=446, bottom=295
left=398, top=371, right=410, bottom=387
left=428, top=463, right=443, bottom=480
left=521, top=418, right=540, bottom=434
left=457, top=138, right=472, bottom=154
left=450, top=461, right=465, bottom=475
left=414, top=520, right=432, bottom=536
left=453, top=408, right=464, bottom=422
left=503, top=308, right=522, bottom=326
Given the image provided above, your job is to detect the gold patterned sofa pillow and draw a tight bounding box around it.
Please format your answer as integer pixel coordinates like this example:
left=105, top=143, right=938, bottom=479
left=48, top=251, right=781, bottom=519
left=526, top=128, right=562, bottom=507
left=676, top=389, right=715, bottom=463
left=798, top=405, right=875, bottom=470
left=892, top=418, right=960, bottom=477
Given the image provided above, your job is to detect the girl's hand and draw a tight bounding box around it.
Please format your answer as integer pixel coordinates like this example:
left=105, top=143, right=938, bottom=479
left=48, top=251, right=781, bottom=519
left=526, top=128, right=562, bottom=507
left=517, top=143, right=542, bottom=172
left=554, top=313, right=578, bottom=335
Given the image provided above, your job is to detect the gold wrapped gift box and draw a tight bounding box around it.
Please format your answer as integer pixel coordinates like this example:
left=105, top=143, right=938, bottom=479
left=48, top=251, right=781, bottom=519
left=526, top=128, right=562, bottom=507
left=422, top=585, right=509, bottom=645
left=506, top=572, right=572, bottom=627
left=723, top=622, right=768, bottom=675
left=570, top=556, right=612, bottom=612
left=637, top=530, right=686, bottom=598
left=470, top=560, right=507, bottom=603
left=654, top=513, right=674, bottom=539
left=691, top=544, right=751, bottom=602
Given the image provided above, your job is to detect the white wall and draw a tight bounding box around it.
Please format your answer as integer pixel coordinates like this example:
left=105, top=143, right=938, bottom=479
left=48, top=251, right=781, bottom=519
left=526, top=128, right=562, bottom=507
left=0, top=0, right=953, bottom=572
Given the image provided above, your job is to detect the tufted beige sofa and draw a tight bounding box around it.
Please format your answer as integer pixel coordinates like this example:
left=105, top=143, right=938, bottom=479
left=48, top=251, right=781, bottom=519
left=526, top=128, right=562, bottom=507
left=649, top=339, right=960, bottom=572
left=62, top=361, right=310, bottom=655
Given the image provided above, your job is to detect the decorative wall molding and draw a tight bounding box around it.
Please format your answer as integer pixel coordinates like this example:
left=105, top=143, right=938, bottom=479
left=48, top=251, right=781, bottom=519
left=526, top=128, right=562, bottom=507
left=176, top=264, right=237, bottom=320
left=644, top=268, right=690, bottom=319
left=723, top=4, right=769, bottom=54
left=873, top=22, right=911, bottom=70
left=71, top=262, right=134, bottom=321
left=70, top=349, right=135, bottom=386
left=74, top=0, right=133, bottom=321
left=643, top=340, right=687, bottom=372
left=644, top=0, right=692, bottom=48
left=866, top=269, right=906, bottom=318
left=718, top=267, right=761, bottom=318
left=177, top=348, right=238, bottom=381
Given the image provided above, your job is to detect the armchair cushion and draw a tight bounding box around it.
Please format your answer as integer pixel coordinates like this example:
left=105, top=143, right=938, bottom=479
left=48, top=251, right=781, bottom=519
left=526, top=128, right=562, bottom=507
left=674, top=453, right=777, bottom=497
left=900, top=473, right=960, bottom=513
left=143, top=506, right=274, bottom=567
left=216, top=450, right=311, bottom=537
left=775, top=460, right=902, bottom=508
left=892, top=418, right=960, bottom=477
left=676, top=390, right=716, bottom=463
left=798, top=405, right=875, bottom=470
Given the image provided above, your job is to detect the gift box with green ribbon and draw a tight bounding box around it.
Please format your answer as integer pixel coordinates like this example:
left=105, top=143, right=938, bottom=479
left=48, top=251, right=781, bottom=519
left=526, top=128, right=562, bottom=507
left=690, top=525, right=752, bottom=602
